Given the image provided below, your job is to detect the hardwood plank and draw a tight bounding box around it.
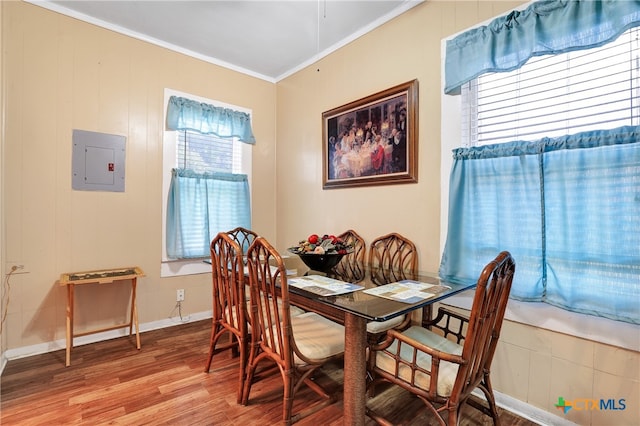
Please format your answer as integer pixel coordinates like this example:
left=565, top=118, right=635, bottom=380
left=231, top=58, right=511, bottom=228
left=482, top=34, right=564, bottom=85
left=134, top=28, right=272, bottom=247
left=1, top=320, right=537, bottom=425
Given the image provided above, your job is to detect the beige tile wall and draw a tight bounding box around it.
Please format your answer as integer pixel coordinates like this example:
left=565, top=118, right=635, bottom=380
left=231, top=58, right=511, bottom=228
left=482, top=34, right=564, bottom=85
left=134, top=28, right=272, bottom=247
left=495, top=320, right=639, bottom=425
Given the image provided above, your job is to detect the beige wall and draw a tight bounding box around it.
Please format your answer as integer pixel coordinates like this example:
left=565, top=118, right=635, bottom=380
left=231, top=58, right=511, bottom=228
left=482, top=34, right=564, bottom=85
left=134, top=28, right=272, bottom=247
left=0, top=0, right=6, bottom=355
left=2, top=1, right=638, bottom=425
left=275, top=1, right=639, bottom=425
left=1, top=1, right=276, bottom=348
left=274, top=0, right=527, bottom=268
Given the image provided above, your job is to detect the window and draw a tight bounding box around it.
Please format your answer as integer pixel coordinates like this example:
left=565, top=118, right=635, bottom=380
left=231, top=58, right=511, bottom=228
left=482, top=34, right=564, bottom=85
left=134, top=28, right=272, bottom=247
left=440, top=4, right=640, bottom=328
left=462, top=27, right=640, bottom=146
left=161, top=89, right=252, bottom=277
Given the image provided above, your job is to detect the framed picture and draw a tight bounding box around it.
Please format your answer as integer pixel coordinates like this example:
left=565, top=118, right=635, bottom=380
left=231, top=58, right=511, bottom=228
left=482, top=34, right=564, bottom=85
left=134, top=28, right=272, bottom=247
left=322, top=79, right=418, bottom=189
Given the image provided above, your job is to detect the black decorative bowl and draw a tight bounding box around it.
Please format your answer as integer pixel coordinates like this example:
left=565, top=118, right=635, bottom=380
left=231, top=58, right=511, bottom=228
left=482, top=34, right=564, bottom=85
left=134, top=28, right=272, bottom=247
left=288, top=248, right=348, bottom=273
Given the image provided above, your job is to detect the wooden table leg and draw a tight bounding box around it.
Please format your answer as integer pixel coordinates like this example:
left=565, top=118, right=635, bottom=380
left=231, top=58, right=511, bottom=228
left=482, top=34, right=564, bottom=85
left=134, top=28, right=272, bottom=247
left=65, top=284, right=74, bottom=367
left=421, top=305, right=433, bottom=327
left=131, top=278, right=140, bottom=350
left=343, top=314, right=366, bottom=426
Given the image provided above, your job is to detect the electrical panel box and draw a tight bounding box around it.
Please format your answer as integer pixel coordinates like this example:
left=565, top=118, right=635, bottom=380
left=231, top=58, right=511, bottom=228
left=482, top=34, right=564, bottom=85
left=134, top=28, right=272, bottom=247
left=72, top=129, right=126, bottom=192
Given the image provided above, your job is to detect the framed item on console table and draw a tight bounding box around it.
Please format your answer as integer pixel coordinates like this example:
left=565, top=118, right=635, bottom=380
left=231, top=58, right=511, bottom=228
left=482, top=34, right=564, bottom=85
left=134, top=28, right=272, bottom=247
left=322, top=79, right=418, bottom=189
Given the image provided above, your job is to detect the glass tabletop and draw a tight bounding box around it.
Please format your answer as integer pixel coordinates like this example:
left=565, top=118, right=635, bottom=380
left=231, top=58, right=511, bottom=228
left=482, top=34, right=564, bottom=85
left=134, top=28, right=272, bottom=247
left=287, top=264, right=476, bottom=322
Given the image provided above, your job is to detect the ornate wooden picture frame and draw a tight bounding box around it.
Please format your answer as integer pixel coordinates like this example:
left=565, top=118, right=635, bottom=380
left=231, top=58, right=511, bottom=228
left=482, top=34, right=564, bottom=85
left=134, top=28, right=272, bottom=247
left=322, top=79, right=418, bottom=189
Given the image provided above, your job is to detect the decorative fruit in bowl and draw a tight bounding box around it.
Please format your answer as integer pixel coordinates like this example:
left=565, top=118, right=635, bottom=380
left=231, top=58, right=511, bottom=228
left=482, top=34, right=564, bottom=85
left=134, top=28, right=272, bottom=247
left=288, top=234, right=353, bottom=273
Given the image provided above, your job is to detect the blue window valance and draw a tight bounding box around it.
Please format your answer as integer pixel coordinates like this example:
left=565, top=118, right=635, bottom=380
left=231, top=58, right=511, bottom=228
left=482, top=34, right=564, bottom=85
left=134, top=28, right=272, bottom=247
left=444, top=0, right=640, bottom=95
left=166, top=96, right=256, bottom=144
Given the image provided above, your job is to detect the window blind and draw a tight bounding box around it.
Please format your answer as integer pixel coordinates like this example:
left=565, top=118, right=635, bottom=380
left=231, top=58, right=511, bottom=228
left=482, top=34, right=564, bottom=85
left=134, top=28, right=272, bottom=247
left=177, top=130, right=241, bottom=174
left=463, top=27, right=640, bottom=146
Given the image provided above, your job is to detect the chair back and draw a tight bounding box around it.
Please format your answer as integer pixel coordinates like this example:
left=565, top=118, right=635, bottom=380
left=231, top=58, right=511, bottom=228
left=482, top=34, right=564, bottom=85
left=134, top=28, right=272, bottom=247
left=366, top=251, right=515, bottom=425
left=334, top=229, right=366, bottom=281
left=246, top=237, right=294, bottom=368
left=210, top=232, right=247, bottom=335
left=226, top=226, right=257, bottom=254
left=243, top=237, right=346, bottom=424
left=454, top=251, right=515, bottom=402
left=368, top=232, right=418, bottom=283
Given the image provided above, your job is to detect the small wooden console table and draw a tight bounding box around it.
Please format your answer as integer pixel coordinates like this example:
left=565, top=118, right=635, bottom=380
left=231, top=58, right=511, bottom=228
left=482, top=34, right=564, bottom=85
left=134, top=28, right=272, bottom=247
left=58, top=266, right=145, bottom=366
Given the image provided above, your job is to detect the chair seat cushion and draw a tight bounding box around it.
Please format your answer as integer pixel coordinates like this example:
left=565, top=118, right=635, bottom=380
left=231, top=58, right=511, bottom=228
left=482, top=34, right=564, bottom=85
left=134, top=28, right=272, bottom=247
left=375, top=326, right=462, bottom=396
left=366, top=315, right=405, bottom=334
left=291, top=312, right=345, bottom=365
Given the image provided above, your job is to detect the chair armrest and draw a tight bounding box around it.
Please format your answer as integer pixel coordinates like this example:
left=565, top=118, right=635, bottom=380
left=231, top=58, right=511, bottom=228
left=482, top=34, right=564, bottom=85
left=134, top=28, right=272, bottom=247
left=374, top=327, right=467, bottom=399
left=422, top=306, right=469, bottom=345
left=384, top=328, right=465, bottom=365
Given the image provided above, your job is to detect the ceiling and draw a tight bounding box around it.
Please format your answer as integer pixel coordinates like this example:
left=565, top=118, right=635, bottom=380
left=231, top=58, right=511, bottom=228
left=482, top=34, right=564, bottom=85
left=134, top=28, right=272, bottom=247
left=30, top=0, right=424, bottom=82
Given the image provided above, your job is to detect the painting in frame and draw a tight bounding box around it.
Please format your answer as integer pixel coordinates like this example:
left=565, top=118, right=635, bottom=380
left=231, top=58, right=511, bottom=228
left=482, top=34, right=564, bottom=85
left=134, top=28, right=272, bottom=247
left=322, top=79, right=418, bottom=189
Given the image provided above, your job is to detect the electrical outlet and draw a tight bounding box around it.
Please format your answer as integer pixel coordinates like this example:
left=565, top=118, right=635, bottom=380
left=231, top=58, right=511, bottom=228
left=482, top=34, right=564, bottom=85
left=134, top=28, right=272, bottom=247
left=176, top=289, right=185, bottom=302
left=6, top=263, right=29, bottom=274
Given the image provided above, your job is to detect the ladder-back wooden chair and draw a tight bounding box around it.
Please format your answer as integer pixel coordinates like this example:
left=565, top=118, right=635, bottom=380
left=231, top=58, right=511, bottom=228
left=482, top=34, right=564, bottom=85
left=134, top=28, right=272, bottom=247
left=226, top=226, right=258, bottom=304
left=229, top=226, right=305, bottom=316
left=366, top=232, right=418, bottom=336
left=334, top=229, right=366, bottom=282
left=368, top=232, right=418, bottom=281
left=366, top=251, right=516, bottom=425
left=205, top=227, right=305, bottom=399
left=204, top=231, right=249, bottom=404
left=226, top=226, right=257, bottom=256
left=242, top=237, right=345, bottom=425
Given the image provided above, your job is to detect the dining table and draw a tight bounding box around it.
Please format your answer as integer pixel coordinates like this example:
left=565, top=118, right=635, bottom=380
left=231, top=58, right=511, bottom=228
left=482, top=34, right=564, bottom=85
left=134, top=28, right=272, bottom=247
left=287, top=262, right=477, bottom=426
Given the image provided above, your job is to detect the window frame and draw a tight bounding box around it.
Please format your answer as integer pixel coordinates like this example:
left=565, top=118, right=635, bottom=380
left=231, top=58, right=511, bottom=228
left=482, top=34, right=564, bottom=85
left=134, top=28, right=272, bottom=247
left=161, top=88, right=252, bottom=277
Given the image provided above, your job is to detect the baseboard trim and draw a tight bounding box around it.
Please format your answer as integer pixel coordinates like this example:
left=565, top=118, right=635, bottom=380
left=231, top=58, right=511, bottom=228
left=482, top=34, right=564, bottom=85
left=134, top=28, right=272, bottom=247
left=1, top=310, right=213, bottom=366
left=1, top=352, right=7, bottom=374
left=493, top=391, right=576, bottom=426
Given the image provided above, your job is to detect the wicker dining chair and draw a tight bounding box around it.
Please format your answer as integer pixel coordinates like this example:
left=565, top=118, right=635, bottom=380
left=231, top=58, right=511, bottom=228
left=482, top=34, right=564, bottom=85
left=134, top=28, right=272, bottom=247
left=242, top=237, right=345, bottom=425
left=334, top=229, right=366, bottom=281
left=226, top=226, right=258, bottom=303
left=366, top=232, right=418, bottom=336
left=226, top=226, right=258, bottom=255
left=204, top=227, right=304, bottom=403
left=368, top=232, right=418, bottom=280
left=225, top=226, right=304, bottom=311
left=366, top=251, right=516, bottom=426
left=204, top=232, right=249, bottom=404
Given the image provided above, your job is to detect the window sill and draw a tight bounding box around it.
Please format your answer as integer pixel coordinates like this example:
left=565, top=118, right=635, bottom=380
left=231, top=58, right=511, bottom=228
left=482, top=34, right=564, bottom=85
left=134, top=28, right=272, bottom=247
left=442, top=291, right=639, bottom=352
left=161, top=258, right=210, bottom=277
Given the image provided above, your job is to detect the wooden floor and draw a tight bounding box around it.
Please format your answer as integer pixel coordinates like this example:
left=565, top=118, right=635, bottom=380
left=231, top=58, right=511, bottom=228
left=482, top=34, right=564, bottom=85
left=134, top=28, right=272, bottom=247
left=1, top=319, right=537, bottom=425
